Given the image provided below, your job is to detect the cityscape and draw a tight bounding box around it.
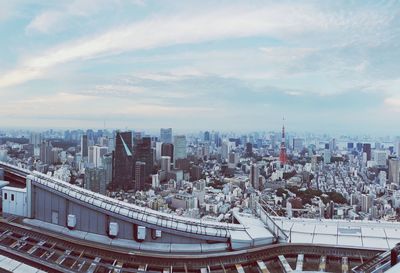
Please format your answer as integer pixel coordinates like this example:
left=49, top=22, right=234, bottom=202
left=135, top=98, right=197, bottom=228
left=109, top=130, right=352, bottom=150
left=1, top=128, right=400, bottom=223
left=1, top=1, right=400, bottom=273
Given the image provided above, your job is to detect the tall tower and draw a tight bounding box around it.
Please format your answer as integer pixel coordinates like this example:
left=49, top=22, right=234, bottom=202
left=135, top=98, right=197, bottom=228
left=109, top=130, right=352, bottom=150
left=279, top=119, right=287, bottom=165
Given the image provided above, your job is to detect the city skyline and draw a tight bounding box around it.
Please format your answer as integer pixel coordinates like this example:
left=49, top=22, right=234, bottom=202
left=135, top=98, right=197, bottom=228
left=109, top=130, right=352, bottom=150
left=1, top=1, right=400, bottom=133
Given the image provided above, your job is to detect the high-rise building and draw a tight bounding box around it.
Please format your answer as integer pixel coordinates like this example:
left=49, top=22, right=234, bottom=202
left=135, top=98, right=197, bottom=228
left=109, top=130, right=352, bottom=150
left=361, top=194, right=373, bottom=213
left=389, top=158, right=400, bottom=185
left=84, top=165, right=106, bottom=195
left=249, top=163, right=260, bottom=190
left=323, top=149, right=331, bottom=164
left=160, top=128, right=172, bottom=144
left=40, top=141, right=52, bottom=165
left=29, top=132, right=42, bottom=146
left=396, top=140, right=400, bottom=157
left=111, top=132, right=134, bottom=190
left=330, top=138, right=336, bottom=153
left=161, top=156, right=171, bottom=172
left=204, top=131, right=210, bottom=142
left=293, top=138, right=304, bottom=152
left=103, top=153, right=113, bottom=186
left=135, top=161, right=146, bottom=191
left=173, top=135, right=187, bottom=164
left=245, top=143, right=253, bottom=157
left=161, top=143, right=174, bottom=162
left=373, top=150, right=387, bottom=167
left=347, top=142, right=354, bottom=150
left=134, top=137, right=153, bottom=180
left=221, top=140, right=234, bottom=161
left=155, top=142, right=163, bottom=161
left=363, top=143, right=372, bottom=161
left=81, top=135, right=88, bottom=158
left=151, top=174, right=160, bottom=189
left=228, top=152, right=239, bottom=169
left=92, top=146, right=108, bottom=167
left=88, top=146, right=95, bottom=165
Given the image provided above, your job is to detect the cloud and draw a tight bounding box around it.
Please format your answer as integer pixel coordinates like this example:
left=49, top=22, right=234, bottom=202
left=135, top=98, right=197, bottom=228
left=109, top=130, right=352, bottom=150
left=25, top=0, right=145, bottom=34
left=384, top=97, right=400, bottom=108
left=1, top=2, right=392, bottom=89
left=26, top=10, right=65, bottom=33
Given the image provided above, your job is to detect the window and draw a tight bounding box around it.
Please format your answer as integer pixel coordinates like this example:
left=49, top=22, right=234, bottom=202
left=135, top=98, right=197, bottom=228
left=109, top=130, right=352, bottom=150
left=4, top=193, right=7, bottom=200
left=11, top=194, right=14, bottom=201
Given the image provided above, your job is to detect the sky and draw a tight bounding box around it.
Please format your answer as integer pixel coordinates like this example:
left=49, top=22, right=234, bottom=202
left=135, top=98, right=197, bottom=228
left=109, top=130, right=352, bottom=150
left=0, top=0, right=400, bottom=134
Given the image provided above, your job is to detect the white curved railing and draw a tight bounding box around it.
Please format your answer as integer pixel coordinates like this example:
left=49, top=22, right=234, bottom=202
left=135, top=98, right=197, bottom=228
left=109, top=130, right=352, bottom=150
left=28, top=170, right=247, bottom=239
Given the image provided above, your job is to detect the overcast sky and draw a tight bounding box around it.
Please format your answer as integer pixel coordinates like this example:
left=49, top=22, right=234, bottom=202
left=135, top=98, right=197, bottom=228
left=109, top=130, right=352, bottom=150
left=0, top=0, right=399, bottom=134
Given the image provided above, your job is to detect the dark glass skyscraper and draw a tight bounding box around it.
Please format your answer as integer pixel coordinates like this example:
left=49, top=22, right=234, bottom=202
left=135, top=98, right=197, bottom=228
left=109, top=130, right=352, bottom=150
left=134, top=137, right=153, bottom=180
left=135, top=161, right=146, bottom=191
left=81, top=134, right=88, bottom=158
left=161, top=143, right=174, bottom=162
left=363, top=143, right=372, bottom=161
left=111, top=131, right=134, bottom=190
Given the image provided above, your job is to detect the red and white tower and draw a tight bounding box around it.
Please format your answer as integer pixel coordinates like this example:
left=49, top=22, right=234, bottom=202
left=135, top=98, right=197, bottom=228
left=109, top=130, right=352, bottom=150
left=279, top=119, right=287, bottom=165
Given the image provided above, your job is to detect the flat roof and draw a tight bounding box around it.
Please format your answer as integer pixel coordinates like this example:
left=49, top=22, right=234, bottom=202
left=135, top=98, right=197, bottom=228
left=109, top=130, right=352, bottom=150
left=273, top=217, right=400, bottom=250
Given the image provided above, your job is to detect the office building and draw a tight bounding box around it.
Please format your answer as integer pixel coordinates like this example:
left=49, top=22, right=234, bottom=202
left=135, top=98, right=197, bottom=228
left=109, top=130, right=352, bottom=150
left=135, top=161, right=146, bottom=191
left=249, top=163, right=260, bottom=190
left=323, top=149, right=331, bottom=164
left=40, top=141, right=53, bottom=165
left=173, top=135, right=187, bottom=164
left=373, top=150, right=387, bottom=167
left=134, top=137, right=153, bottom=180
left=363, top=143, right=372, bottom=161
left=361, top=194, right=373, bottom=213
left=204, top=131, right=210, bottom=142
left=81, top=135, right=88, bottom=158
left=389, top=158, right=400, bottom=185
left=293, top=138, right=304, bottom=152
left=29, top=132, right=42, bottom=146
left=94, top=146, right=108, bottom=168
left=111, top=131, right=134, bottom=190
left=161, top=156, right=171, bottom=172
left=103, top=153, right=113, bottom=186
left=245, top=143, right=253, bottom=157
left=160, top=128, right=172, bottom=144
left=161, top=143, right=174, bottom=162
left=84, top=165, right=106, bottom=195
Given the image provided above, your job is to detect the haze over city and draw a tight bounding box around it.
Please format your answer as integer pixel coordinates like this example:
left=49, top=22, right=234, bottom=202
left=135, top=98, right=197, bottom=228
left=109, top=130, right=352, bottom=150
left=0, top=1, right=399, bottom=133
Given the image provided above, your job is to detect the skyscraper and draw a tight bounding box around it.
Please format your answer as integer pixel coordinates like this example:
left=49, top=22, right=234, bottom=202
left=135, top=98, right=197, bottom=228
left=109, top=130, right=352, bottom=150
left=249, top=163, right=260, bottom=190
left=373, top=150, right=387, bottom=167
left=135, top=161, right=146, bottom=191
left=204, top=131, right=210, bottom=142
left=29, top=132, right=42, bottom=146
left=363, top=143, right=372, bottom=161
left=111, top=131, right=134, bottom=190
left=160, top=128, right=172, bottom=144
left=81, top=134, right=88, bottom=158
left=245, top=143, right=253, bottom=157
left=134, top=137, right=153, bottom=180
left=40, top=141, right=52, bottom=165
left=361, top=194, right=373, bottom=213
left=161, top=156, right=171, bottom=172
left=93, top=146, right=108, bottom=167
left=161, top=143, right=174, bottom=162
left=88, top=146, right=95, bottom=165
left=84, top=165, right=106, bottom=195
left=173, top=135, right=187, bottom=164
left=103, top=153, right=113, bottom=186
left=389, top=158, right=400, bottom=185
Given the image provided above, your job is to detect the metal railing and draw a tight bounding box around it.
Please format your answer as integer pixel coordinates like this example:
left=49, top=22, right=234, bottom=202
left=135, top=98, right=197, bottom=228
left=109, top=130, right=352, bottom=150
left=29, top=171, right=247, bottom=239
left=255, top=202, right=289, bottom=243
